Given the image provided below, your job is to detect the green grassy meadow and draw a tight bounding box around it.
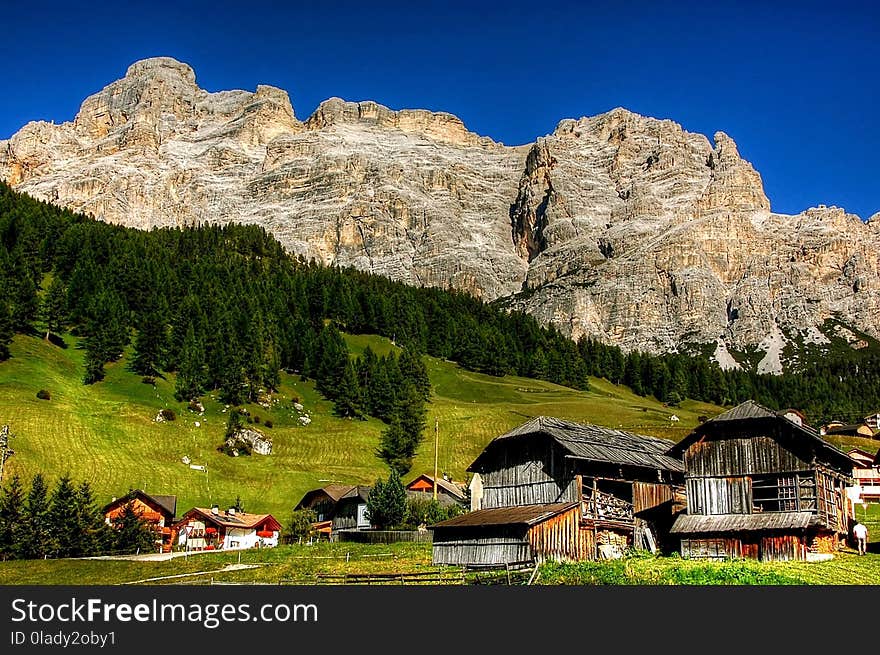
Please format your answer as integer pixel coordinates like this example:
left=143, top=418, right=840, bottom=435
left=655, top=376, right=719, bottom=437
left=0, top=332, right=722, bottom=522
left=4, top=332, right=880, bottom=586
left=0, top=539, right=878, bottom=585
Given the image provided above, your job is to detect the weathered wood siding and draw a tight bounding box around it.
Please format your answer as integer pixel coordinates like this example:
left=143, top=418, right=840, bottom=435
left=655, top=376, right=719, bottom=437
left=816, top=468, right=849, bottom=533
left=684, top=436, right=809, bottom=476
left=479, top=439, right=577, bottom=509
left=681, top=537, right=743, bottom=559
left=633, top=482, right=674, bottom=514
left=432, top=529, right=531, bottom=566
left=760, top=534, right=804, bottom=561
left=686, top=477, right=751, bottom=515
left=681, top=533, right=808, bottom=561
left=526, top=507, right=592, bottom=562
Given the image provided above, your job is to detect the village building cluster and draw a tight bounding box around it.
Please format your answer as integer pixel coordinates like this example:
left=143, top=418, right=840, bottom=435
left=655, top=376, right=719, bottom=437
left=102, top=401, right=877, bottom=565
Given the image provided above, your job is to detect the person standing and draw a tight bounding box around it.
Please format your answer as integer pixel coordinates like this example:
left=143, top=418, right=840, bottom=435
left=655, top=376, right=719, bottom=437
left=853, top=521, right=868, bottom=556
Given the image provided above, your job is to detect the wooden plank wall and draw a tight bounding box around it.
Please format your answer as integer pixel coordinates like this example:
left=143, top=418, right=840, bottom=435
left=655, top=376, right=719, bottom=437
left=684, top=436, right=809, bottom=476
left=680, top=537, right=742, bottom=560
left=686, top=477, right=751, bottom=515
left=760, top=534, right=804, bottom=561
left=632, top=482, right=674, bottom=514
left=526, top=507, right=592, bottom=562
left=480, top=440, right=577, bottom=509
left=432, top=531, right=531, bottom=566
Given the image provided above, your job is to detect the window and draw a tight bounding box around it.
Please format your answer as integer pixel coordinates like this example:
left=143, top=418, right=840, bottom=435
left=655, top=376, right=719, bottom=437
left=751, top=473, right=815, bottom=513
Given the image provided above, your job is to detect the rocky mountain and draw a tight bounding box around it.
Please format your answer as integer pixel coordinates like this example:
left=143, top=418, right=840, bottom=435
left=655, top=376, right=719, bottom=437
left=3, top=56, right=879, bottom=372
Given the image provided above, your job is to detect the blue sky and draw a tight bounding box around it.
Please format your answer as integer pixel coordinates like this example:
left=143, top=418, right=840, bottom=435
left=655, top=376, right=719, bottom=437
left=1, top=0, right=877, bottom=218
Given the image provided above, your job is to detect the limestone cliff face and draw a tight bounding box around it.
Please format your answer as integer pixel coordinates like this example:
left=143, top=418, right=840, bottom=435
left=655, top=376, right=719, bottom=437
left=2, top=57, right=878, bottom=370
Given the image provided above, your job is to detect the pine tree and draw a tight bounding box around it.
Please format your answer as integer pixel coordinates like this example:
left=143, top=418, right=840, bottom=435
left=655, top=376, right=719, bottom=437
left=130, top=294, right=168, bottom=377
left=398, top=348, right=431, bottom=400
left=40, top=276, right=68, bottom=340
left=369, top=361, right=396, bottom=421
left=111, top=501, right=157, bottom=555
left=83, top=333, right=107, bottom=384
left=0, top=475, right=25, bottom=559
left=74, top=482, right=107, bottom=556
left=314, top=324, right=349, bottom=398
left=377, top=383, right=427, bottom=474
left=0, top=295, right=13, bottom=361
left=333, top=361, right=365, bottom=419
left=18, top=474, right=50, bottom=559
left=174, top=324, right=206, bottom=401
left=47, top=475, right=81, bottom=558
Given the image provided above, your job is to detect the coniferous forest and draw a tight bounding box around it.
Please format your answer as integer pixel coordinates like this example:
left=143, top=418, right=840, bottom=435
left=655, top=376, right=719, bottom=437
left=2, top=180, right=880, bottom=436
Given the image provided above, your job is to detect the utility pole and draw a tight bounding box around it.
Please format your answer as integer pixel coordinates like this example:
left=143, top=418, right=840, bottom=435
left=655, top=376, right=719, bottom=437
left=433, top=417, right=439, bottom=501
left=0, top=425, right=15, bottom=484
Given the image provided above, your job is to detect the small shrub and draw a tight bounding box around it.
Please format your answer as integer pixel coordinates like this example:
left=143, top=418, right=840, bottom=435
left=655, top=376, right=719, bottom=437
left=36, top=389, right=51, bottom=400
left=246, top=416, right=253, bottom=424
left=159, top=408, right=177, bottom=422
left=263, top=420, right=274, bottom=429
left=188, top=400, right=204, bottom=412
left=253, top=415, right=261, bottom=424
left=141, top=376, right=156, bottom=385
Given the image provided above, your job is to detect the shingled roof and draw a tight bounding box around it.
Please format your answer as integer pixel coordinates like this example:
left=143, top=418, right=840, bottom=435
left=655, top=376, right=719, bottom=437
left=430, top=502, right=579, bottom=529
left=468, top=416, right=684, bottom=473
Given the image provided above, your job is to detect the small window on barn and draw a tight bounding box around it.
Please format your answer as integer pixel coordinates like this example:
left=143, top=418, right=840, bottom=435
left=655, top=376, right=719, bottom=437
left=752, top=474, right=811, bottom=512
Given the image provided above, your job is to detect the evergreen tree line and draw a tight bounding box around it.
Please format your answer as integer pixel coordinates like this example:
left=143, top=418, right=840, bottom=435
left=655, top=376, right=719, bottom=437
left=2, top=180, right=880, bottom=427
left=0, top=474, right=157, bottom=560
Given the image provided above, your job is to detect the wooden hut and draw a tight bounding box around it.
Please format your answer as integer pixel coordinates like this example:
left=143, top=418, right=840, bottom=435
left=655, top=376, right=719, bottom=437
left=431, top=502, right=587, bottom=565
left=667, top=401, right=858, bottom=561
left=431, top=416, right=685, bottom=565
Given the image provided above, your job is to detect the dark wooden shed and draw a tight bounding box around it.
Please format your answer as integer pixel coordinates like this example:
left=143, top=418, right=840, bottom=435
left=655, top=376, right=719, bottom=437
left=432, top=416, right=685, bottom=565
left=668, top=400, right=858, bottom=561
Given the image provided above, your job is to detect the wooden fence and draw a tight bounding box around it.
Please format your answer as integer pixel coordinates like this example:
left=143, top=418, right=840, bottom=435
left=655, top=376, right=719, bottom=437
left=335, top=530, right=432, bottom=544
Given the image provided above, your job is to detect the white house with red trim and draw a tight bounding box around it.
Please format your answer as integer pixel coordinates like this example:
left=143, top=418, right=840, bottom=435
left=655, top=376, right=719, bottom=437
left=174, top=506, right=281, bottom=551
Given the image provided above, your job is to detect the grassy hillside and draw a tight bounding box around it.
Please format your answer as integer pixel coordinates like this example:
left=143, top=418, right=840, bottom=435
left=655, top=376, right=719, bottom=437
left=0, top=331, right=722, bottom=522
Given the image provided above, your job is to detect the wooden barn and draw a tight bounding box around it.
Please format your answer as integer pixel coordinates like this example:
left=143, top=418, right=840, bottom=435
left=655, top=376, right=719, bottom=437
left=431, top=416, right=685, bottom=565
left=432, top=503, right=587, bottom=565
left=668, top=401, right=858, bottom=561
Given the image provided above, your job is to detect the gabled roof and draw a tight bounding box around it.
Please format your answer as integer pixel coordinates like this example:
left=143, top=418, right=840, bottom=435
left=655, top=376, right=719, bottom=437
left=468, top=416, right=684, bottom=473
left=847, top=448, right=877, bottom=467
left=430, top=502, right=578, bottom=529
left=102, top=490, right=177, bottom=518
left=179, top=507, right=281, bottom=531
left=406, top=474, right=467, bottom=500
left=338, top=486, right=371, bottom=503
left=295, top=484, right=363, bottom=510
left=667, top=401, right=858, bottom=470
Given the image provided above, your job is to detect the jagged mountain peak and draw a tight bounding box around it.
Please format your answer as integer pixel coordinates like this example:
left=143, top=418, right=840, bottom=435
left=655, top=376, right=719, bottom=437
left=1, top=57, right=877, bottom=371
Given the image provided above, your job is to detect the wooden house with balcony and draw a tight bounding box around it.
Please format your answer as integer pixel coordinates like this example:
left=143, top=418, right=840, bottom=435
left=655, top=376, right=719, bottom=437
left=174, top=506, right=281, bottom=551
left=431, top=416, right=685, bottom=565
left=667, top=401, right=858, bottom=561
